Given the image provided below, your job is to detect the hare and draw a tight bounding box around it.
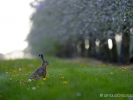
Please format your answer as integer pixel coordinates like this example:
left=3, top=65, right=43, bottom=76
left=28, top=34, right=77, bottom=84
left=29, top=54, right=49, bottom=80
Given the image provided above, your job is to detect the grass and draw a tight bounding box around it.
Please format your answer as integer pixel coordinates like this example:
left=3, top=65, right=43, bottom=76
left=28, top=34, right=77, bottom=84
left=0, top=57, right=133, bottom=100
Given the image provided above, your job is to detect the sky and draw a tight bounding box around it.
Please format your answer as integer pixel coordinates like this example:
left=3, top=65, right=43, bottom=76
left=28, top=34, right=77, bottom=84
left=0, top=0, right=33, bottom=55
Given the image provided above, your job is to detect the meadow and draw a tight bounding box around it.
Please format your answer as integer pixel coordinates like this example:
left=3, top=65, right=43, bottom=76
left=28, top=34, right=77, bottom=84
left=0, top=57, right=133, bottom=100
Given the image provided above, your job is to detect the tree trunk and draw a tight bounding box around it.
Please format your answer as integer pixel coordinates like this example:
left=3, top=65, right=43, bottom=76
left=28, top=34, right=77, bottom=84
left=80, top=39, right=86, bottom=57
left=56, top=42, right=76, bottom=58
left=88, top=38, right=96, bottom=58
left=99, top=39, right=110, bottom=61
left=109, top=38, right=118, bottom=63
left=119, top=25, right=130, bottom=64
left=65, top=42, right=76, bottom=58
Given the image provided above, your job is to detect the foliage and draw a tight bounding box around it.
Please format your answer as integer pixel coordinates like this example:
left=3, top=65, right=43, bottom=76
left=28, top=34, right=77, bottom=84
left=0, top=58, right=133, bottom=100
left=26, top=0, right=133, bottom=56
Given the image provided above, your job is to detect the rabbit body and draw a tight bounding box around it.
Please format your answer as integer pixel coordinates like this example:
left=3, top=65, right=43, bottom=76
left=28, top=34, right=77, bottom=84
left=29, top=66, right=46, bottom=79
left=29, top=54, right=49, bottom=80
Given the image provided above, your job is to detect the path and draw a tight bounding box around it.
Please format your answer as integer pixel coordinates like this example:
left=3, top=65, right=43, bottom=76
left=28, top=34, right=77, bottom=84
left=65, top=57, right=133, bottom=70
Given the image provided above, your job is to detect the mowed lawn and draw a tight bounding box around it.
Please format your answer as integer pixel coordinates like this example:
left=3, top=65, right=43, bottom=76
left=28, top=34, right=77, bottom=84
left=0, top=57, right=133, bottom=100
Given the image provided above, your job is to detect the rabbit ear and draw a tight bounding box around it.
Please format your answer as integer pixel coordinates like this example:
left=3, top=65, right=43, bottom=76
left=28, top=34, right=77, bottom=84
left=39, top=54, right=45, bottom=61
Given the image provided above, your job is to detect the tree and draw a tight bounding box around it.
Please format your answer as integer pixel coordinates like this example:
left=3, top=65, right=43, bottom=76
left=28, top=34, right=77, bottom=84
left=117, top=0, right=133, bottom=64
left=26, top=0, right=133, bottom=64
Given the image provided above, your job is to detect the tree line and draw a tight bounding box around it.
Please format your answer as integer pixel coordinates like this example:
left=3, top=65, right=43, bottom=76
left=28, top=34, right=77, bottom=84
left=26, top=0, right=133, bottom=64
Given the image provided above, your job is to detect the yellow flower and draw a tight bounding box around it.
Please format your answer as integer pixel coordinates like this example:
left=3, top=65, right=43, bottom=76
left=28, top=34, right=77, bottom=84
left=122, top=67, right=126, bottom=70
left=43, top=78, right=46, bottom=81
left=10, top=78, right=13, bottom=81
left=59, top=74, right=62, bottom=77
left=0, top=95, right=2, bottom=98
left=62, top=81, right=68, bottom=85
left=24, top=80, right=26, bottom=83
left=98, top=65, right=101, bottom=67
left=110, top=72, right=113, bottom=75
left=13, top=70, right=16, bottom=73
left=25, top=74, right=29, bottom=76
left=41, top=82, right=44, bottom=85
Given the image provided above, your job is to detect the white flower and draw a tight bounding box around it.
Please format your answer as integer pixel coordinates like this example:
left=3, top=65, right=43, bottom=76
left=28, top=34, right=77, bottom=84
left=19, top=68, right=22, bottom=71
left=32, top=87, right=36, bottom=90
left=27, top=79, right=32, bottom=82
left=76, top=92, right=82, bottom=97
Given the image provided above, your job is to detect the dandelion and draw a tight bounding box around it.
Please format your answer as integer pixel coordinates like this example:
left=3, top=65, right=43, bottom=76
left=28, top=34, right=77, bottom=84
left=25, top=74, right=29, bottom=76
left=59, top=74, right=62, bottom=77
left=0, top=95, right=2, bottom=98
left=59, top=74, right=63, bottom=79
left=10, top=78, right=13, bottom=81
left=19, top=68, right=22, bottom=71
left=110, top=72, right=113, bottom=75
left=27, top=79, right=32, bottom=82
left=98, top=64, right=101, bottom=67
left=32, top=87, right=36, bottom=90
left=13, top=70, right=16, bottom=73
left=41, top=82, right=44, bottom=85
left=62, top=81, right=68, bottom=85
left=122, top=67, right=126, bottom=70
left=20, top=82, right=23, bottom=85
left=43, top=78, right=46, bottom=81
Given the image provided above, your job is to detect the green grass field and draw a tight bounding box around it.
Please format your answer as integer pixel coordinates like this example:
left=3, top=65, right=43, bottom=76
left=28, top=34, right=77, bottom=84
left=0, top=57, right=133, bottom=100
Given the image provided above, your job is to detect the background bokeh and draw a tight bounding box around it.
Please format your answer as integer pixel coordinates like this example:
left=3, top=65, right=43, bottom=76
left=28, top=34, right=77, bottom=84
left=0, top=0, right=133, bottom=64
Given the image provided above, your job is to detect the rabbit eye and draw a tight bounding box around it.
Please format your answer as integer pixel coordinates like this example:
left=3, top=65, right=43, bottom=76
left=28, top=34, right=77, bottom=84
left=45, top=61, right=48, bottom=63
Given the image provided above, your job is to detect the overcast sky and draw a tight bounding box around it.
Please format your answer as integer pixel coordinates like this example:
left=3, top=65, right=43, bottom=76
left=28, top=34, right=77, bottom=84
left=0, top=0, right=33, bottom=54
